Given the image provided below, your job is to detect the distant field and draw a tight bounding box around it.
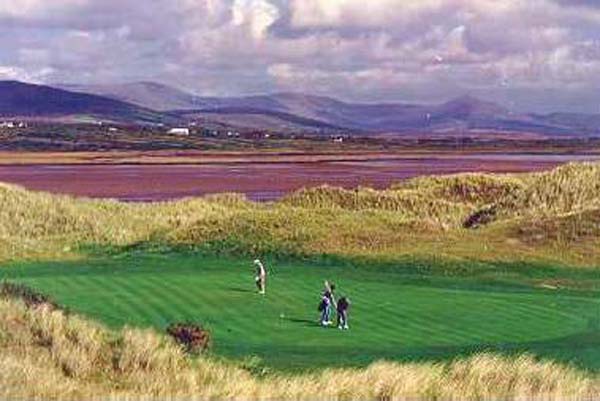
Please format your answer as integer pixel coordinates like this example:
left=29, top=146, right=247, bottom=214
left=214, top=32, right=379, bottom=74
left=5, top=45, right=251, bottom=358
left=4, top=252, right=600, bottom=371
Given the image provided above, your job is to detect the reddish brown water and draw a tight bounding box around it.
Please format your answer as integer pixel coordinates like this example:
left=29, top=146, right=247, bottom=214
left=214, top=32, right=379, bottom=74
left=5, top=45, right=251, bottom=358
left=0, top=154, right=598, bottom=201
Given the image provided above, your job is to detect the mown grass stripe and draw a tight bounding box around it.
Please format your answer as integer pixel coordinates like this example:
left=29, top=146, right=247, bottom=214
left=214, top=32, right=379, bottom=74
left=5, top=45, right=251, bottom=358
left=106, top=275, right=169, bottom=327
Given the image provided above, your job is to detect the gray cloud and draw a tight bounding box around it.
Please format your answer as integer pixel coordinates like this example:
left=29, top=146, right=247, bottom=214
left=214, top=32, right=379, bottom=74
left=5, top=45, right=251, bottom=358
left=1, top=0, right=600, bottom=112
left=551, top=0, right=600, bottom=8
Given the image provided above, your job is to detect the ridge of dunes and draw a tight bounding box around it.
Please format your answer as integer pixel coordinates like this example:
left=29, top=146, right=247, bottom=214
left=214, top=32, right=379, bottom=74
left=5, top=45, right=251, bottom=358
left=0, top=162, right=599, bottom=265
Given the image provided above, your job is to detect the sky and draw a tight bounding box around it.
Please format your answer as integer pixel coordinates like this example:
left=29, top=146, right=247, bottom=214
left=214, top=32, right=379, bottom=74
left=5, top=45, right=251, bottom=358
left=1, top=0, right=600, bottom=113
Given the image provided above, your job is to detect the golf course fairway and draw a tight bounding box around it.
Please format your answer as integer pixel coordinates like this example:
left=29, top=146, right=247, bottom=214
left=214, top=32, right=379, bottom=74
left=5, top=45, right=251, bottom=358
left=3, top=251, right=600, bottom=371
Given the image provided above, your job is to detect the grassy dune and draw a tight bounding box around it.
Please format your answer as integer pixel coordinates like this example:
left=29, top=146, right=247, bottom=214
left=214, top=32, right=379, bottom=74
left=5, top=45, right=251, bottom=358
left=0, top=162, right=599, bottom=265
left=1, top=162, right=600, bottom=399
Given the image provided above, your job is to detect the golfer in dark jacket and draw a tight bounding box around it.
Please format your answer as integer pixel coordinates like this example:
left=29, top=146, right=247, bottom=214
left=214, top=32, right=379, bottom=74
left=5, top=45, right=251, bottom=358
left=337, top=296, right=351, bottom=330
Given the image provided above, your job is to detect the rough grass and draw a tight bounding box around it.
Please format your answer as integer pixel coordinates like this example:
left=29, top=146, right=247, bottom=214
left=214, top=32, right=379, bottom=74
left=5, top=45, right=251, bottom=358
left=394, top=172, right=525, bottom=206
left=1, top=297, right=596, bottom=401
left=514, top=208, right=600, bottom=244
left=0, top=162, right=600, bottom=265
left=282, top=185, right=473, bottom=227
left=500, top=163, right=600, bottom=216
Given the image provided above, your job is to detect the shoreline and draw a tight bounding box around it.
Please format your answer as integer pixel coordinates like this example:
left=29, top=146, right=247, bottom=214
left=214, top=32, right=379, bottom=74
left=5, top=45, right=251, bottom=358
left=0, top=152, right=598, bottom=202
left=1, top=148, right=600, bottom=166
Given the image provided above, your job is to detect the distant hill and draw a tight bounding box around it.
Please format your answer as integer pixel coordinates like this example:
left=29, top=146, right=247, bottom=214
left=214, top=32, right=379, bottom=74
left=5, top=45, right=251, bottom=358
left=174, top=93, right=600, bottom=136
left=72, top=82, right=599, bottom=136
left=0, top=81, right=168, bottom=124
left=4, top=80, right=600, bottom=136
left=178, top=107, right=344, bottom=131
left=59, top=81, right=205, bottom=112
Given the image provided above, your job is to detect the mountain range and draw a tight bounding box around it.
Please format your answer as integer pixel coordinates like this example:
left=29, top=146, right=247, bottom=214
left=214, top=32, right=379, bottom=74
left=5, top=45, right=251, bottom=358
left=1, top=80, right=599, bottom=137
left=0, top=81, right=169, bottom=124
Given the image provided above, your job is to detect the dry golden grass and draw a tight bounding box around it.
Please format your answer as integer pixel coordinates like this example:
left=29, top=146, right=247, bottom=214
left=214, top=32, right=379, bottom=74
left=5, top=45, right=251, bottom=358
left=0, top=162, right=599, bottom=265
left=282, top=185, right=473, bottom=225
left=514, top=208, right=600, bottom=244
left=0, top=297, right=596, bottom=401
left=395, top=172, right=525, bottom=206
left=487, top=163, right=600, bottom=218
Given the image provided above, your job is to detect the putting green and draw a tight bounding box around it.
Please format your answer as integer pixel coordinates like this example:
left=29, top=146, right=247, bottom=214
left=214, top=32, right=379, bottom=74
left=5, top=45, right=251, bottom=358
left=3, top=252, right=600, bottom=371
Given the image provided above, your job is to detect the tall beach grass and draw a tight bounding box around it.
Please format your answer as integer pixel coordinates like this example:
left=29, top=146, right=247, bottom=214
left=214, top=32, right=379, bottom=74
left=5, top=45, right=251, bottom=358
left=0, top=162, right=599, bottom=265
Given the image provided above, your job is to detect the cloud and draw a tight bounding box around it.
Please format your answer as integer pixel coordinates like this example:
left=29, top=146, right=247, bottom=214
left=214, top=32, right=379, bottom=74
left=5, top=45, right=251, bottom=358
left=290, top=0, right=453, bottom=29
left=551, top=0, right=600, bottom=8
left=1, top=0, right=600, bottom=112
left=0, top=64, right=54, bottom=83
left=232, top=0, right=279, bottom=39
left=0, top=0, right=88, bottom=18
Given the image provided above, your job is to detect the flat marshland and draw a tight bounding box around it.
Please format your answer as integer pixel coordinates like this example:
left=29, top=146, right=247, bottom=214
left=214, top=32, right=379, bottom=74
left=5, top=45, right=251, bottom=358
left=0, top=149, right=598, bottom=201
left=1, top=162, right=600, bottom=400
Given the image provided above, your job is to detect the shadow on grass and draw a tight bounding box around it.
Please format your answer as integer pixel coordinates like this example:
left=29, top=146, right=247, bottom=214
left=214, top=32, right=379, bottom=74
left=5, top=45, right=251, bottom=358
left=238, top=330, right=600, bottom=373
left=75, top=241, right=600, bottom=298
left=287, top=317, right=319, bottom=327
left=227, top=287, right=255, bottom=294
left=393, top=330, right=600, bottom=373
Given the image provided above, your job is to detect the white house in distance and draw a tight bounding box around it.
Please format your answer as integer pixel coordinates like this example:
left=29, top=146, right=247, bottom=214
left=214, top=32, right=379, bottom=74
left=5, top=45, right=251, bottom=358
left=167, top=127, right=190, bottom=136
left=0, top=121, right=27, bottom=128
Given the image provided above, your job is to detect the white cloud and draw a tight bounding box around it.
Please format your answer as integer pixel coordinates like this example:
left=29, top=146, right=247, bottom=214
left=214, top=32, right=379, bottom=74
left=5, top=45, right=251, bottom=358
left=232, top=0, right=279, bottom=39
left=290, top=0, right=448, bottom=28
left=0, top=66, right=28, bottom=80
left=0, top=0, right=88, bottom=18
left=0, top=65, right=54, bottom=83
left=1, top=0, right=600, bottom=111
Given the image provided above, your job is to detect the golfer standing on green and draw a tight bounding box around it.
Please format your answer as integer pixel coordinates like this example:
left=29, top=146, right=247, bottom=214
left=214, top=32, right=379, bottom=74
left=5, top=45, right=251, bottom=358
left=254, top=259, right=267, bottom=295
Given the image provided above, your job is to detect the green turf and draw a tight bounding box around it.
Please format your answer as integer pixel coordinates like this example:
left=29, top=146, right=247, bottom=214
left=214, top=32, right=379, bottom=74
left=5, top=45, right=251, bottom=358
left=2, top=251, right=600, bottom=372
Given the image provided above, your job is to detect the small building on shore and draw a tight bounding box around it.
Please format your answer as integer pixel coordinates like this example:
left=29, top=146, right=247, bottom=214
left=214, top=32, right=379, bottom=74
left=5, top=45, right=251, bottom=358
left=167, top=128, right=190, bottom=136
left=0, top=121, right=27, bottom=129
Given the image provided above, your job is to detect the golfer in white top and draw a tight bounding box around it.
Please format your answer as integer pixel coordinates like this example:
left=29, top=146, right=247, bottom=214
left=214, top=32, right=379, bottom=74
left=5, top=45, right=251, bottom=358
left=254, top=259, right=267, bottom=295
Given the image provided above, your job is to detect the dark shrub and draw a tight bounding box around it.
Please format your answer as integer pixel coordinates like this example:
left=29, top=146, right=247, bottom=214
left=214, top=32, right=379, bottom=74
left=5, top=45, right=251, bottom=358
left=166, top=322, right=211, bottom=354
left=0, top=281, right=60, bottom=310
left=464, top=206, right=497, bottom=229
